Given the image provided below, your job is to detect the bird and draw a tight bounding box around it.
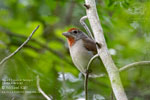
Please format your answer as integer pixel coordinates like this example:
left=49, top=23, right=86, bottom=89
left=62, top=28, right=106, bottom=77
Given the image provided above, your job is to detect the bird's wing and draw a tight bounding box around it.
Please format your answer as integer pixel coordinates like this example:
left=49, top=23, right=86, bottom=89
left=82, top=38, right=97, bottom=54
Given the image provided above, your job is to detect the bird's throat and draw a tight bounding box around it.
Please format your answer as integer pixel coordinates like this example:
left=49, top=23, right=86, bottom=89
left=67, top=37, right=75, bottom=47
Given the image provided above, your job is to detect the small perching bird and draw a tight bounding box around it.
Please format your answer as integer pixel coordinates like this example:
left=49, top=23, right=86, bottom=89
left=62, top=28, right=106, bottom=77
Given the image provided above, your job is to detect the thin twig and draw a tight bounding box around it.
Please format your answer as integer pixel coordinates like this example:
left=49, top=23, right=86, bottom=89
left=36, top=76, right=52, bottom=100
left=0, top=28, right=72, bottom=66
left=80, top=15, right=99, bottom=100
left=0, top=25, right=39, bottom=66
left=87, top=54, right=99, bottom=70
left=119, top=61, right=150, bottom=72
left=84, top=72, right=89, bottom=100
left=84, top=54, right=99, bottom=100
left=80, top=16, right=94, bottom=40
left=80, top=13, right=100, bottom=100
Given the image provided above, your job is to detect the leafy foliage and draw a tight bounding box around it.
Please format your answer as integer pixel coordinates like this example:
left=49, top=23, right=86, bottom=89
left=0, top=0, right=150, bottom=100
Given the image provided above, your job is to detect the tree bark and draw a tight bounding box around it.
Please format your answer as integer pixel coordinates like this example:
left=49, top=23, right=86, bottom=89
left=84, top=0, right=128, bottom=100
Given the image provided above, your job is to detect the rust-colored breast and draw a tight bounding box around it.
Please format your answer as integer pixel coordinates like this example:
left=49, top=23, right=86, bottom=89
left=67, top=37, right=75, bottom=47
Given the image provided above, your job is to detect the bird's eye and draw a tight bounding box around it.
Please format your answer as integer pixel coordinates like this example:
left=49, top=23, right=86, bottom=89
left=73, top=30, right=77, bottom=34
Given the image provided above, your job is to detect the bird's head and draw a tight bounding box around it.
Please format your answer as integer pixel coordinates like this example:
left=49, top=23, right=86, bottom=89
left=62, top=28, right=87, bottom=46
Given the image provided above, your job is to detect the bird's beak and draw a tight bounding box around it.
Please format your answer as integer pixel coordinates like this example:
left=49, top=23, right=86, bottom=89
left=62, top=32, right=71, bottom=37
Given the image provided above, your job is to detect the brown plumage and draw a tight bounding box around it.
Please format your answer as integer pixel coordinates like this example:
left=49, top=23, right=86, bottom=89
left=62, top=28, right=105, bottom=77
left=82, top=37, right=97, bottom=54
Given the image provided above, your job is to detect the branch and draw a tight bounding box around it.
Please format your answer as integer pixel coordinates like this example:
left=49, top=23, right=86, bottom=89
left=10, top=43, right=42, bottom=52
left=87, top=54, right=99, bottom=70
left=36, top=76, right=52, bottom=100
left=80, top=16, right=102, bottom=100
left=84, top=54, right=99, bottom=100
left=0, top=25, right=39, bottom=66
left=84, top=0, right=128, bottom=100
left=80, top=16, right=94, bottom=40
left=0, top=28, right=73, bottom=66
left=84, top=72, right=89, bottom=100
left=119, top=61, right=150, bottom=72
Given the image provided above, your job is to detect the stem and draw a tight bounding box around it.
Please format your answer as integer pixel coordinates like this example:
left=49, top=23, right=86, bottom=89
left=0, top=25, right=39, bottom=66
left=37, top=76, right=52, bottom=100
left=84, top=72, right=89, bottom=100
left=87, top=54, right=99, bottom=70
left=80, top=16, right=94, bottom=40
left=119, top=61, right=150, bottom=72
left=84, top=0, right=128, bottom=100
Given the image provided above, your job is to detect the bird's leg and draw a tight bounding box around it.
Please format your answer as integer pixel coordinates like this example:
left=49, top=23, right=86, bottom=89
left=84, top=70, right=89, bottom=100
left=80, top=16, right=94, bottom=40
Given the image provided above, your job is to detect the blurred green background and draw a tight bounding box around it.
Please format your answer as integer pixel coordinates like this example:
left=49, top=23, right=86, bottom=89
left=0, top=0, right=150, bottom=100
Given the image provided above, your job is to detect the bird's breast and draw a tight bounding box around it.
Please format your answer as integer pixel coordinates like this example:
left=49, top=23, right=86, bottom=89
left=69, top=40, right=93, bottom=73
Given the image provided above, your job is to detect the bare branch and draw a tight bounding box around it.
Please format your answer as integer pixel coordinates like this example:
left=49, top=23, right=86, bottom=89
left=80, top=15, right=100, bottom=100
left=0, top=27, right=73, bottom=66
left=84, top=54, right=99, bottom=100
left=80, top=17, right=99, bottom=100
left=84, top=0, right=128, bottom=100
left=36, top=76, right=52, bottom=100
left=0, top=25, right=39, bottom=66
left=87, top=54, right=99, bottom=70
left=119, top=61, right=150, bottom=72
left=80, top=16, right=94, bottom=40
left=84, top=72, right=89, bottom=100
